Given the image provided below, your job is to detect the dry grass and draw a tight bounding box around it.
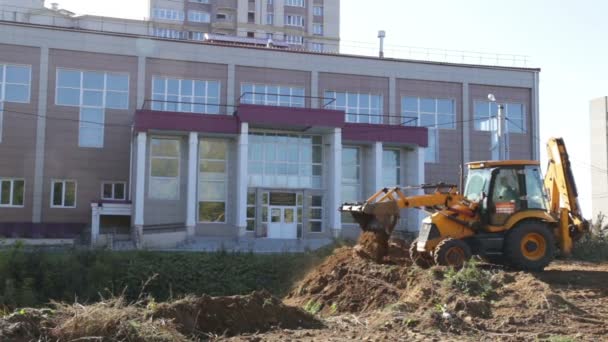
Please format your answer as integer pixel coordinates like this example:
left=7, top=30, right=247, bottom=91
left=49, top=297, right=189, bottom=342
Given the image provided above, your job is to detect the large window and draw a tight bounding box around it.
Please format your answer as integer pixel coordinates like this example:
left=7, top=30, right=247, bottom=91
left=153, top=8, right=185, bottom=21
left=248, top=133, right=322, bottom=188
left=285, top=15, right=304, bottom=26
left=383, top=149, right=401, bottom=187
left=56, top=69, right=129, bottom=148
left=188, top=10, right=210, bottom=23
left=474, top=101, right=526, bottom=133
left=308, top=195, right=323, bottom=233
left=285, top=0, right=305, bottom=7
left=153, top=28, right=187, bottom=39
left=342, top=147, right=360, bottom=223
left=199, top=139, right=228, bottom=223
left=0, top=178, right=24, bottom=207
left=313, top=23, right=323, bottom=35
left=285, top=35, right=304, bottom=45
left=246, top=191, right=256, bottom=231
left=324, top=91, right=383, bottom=124
left=149, top=138, right=180, bottom=200
left=152, top=77, right=221, bottom=114
left=313, top=6, right=323, bottom=16
left=0, top=64, right=31, bottom=103
left=51, top=180, right=76, bottom=208
left=402, top=97, right=455, bottom=163
left=240, top=83, right=305, bottom=108
left=266, top=13, right=274, bottom=25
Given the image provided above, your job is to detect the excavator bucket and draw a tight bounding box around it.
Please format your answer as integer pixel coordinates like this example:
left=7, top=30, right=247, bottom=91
left=340, top=201, right=400, bottom=262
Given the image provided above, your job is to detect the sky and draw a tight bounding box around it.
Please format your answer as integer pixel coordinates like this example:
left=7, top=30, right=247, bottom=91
left=48, top=0, right=608, bottom=217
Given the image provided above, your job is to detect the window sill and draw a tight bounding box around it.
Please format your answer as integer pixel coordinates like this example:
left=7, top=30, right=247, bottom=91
left=0, top=205, right=25, bottom=208
left=50, top=206, right=77, bottom=209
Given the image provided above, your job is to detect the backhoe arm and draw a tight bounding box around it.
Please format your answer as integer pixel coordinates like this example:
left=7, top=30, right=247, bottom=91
left=544, top=138, right=588, bottom=254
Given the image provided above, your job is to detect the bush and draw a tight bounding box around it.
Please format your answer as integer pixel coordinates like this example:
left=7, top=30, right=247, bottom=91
left=572, top=213, right=608, bottom=261
left=0, top=244, right=332, bottom=309
left=442, top=259, right=493, bottom=298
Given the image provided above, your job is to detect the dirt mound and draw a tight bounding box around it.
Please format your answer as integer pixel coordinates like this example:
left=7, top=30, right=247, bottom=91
left=152, top=290, right=322, bottom=336
left=0, top=291, right=321, bottom=341
left=285, top=241, right=414, bottom=315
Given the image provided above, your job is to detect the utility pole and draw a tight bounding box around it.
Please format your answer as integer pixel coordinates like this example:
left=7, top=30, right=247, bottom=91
left=497, top=103, right=505, bottom=160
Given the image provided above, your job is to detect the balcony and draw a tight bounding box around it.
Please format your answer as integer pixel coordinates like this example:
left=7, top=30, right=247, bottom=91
left=134, top=98, right=428, bottom=146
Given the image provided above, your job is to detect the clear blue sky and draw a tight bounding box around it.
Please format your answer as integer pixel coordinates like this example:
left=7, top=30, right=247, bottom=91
left=52, top=0, right=608, bottom=217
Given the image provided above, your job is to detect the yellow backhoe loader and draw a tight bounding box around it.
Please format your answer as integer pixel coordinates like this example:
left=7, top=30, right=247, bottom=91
left=340, top=138, right=588, bottom=271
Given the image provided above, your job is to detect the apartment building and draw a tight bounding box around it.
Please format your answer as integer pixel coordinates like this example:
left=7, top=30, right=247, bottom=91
left=0, top=3, right=539, bottom=249
left=149, top=0, right=340, bottom=52
left=590, top=97, right=608, bottom=220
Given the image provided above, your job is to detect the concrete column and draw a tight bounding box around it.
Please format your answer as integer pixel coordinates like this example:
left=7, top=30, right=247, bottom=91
left=389, top=77, right=397, bottom=124
left=137, top=56, right=146, bottom=109
left=32, top=46, right=49, bottom=223
left=236, top=122, right=249, bottom=234
left=532, top=72, right=540, bottom=160
left=90, top=204, right=100, bottom=246
left=306, top=0, right=314, bottom=36
left=275, top=0, right=284, bottom=26
left=134, top=132, right=147, bottom=232
left=186, top=132, right=198, bottom=236
left=415, top=146, right=426, bottom=227
left=373, top=142, right=383, bottom=189
left=328, top=128, right=342, bottom=236
left=462, top=82, right=470, bottom=164
left=227, top=64, right=236, bottom=112
left=311, top=70, right=319, bottom=108
left=404, top=146, right=426, bottom=232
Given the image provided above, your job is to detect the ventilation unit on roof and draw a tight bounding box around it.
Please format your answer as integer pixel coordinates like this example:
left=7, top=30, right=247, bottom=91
left=203, top=33, right=290, bottom=49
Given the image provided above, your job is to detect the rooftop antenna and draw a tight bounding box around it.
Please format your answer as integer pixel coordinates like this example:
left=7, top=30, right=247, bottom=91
left=378, top=30, right=386, bottom=58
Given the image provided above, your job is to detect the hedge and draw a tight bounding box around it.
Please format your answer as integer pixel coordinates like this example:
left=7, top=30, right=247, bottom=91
left=0, top=243, right=334, bottom=309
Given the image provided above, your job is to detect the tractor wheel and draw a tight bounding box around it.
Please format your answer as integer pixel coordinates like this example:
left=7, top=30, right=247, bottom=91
left=434, top=238, right=472, bottom=268
left=503, top=221, right=555, bottom=272
left=409, top=238, right=434, bottom=269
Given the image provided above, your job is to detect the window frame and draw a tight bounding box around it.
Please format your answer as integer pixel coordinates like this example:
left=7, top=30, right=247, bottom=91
left=382, top=148, right=401, bottom=187
left=341, top=146, right=361, bottom=223
left=0, top=178, right=25, bottom=208
left=198, top=138, right=228, bottom=223
left=153, top=8, right=185, bottom=21
left=149, top=137, right=181, bottom=201
left=308, top=194, right=323, bottom=233
left=152, top=76, right=221, bottom=114
left=285, top=0, right=305, bottom=7
left=473, top=100, right=526, bottom=133
left=101, top=181, right=127, bottom=201
left=313, top=23, right=323, bottom=35
left=188, top=10, right=211, bottom=23
left=313, top=6, right=323, bottom=16
left=285, top=14, right=304, bottom=27
left=324, top=91, right=384, bottom=124
left=50, top=179, right=77, bottom=208
left=0, top=63, right=32, bottom=104
left=240, top=83, right=305, bottom=108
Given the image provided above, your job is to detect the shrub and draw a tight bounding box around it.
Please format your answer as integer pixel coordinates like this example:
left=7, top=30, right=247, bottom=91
left=0, top=244, right=331, bottom=309
left=443, top=259, right=493, bottom=298
left=572, top=213, right=608, bottom=262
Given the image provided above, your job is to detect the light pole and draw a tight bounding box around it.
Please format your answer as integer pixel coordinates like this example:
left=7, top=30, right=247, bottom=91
left=488, top=94, right=507, bottom=160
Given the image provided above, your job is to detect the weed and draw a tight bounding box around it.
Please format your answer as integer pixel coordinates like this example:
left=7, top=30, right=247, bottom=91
left=329, top=303, right=338, bottom=314
left=572, top=213, right=608, bottom=262
left=304, top=299, right=322, bottom=315
left=443, top=259, right=494, bottom=298
left=546, top=336, right=575, bottom=342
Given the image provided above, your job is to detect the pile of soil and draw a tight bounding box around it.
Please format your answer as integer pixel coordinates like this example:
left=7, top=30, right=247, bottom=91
left=152, top=290, right=322, bottom=336
left=285, top=240, right=414, bottom=315
left=0, top=291, right=321, bottom=341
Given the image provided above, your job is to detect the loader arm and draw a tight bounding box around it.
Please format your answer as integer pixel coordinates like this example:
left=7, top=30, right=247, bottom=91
left=544, top=137, right=589, bottom=254
left=340, top=184, right=465, bottom=235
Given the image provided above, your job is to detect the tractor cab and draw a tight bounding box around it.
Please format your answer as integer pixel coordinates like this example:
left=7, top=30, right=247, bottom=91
left=464, top=160, right=548, bottom=227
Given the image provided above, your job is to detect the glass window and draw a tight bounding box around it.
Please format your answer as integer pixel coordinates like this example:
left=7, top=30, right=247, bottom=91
left=247, top=133, right=322, bottom=188
left=51, top=180, right=76, bottom=208
left=474, top=101, right=526, bottom=133
left=199, top=139, right=228, bottom=222
left=56, top=69, right=129, bottom=110
left=79, top=108, right=104, bottom=148
left=383, top=149, right=400, bottom=187
left=150, top=138, right=180, bottom=200
left=247, top=191, right=256, bottom=231
left=426, top=128, right=438, bottom=163
left=464, top=169, right=491, bottom=203
left=525, top=166, right=548, bottom=210
left=325, top=91, right=383, bottom=124
left=313, top=6, right=323, bottom=16
left=308, top=195, right=323, bottom=233
left=240, top=83, right=305, bottom=108
left=102, top=182, right=126, bottom=200
left=401, top=97, right=455, bottom=129
left=153, top=77, right=221, bottom=114
left=1, top=64, right=31, bottom=103
left=0, top=179, right=25, bottom=207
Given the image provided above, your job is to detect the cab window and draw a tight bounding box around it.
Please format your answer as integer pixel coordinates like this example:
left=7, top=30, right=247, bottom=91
left=525, top=166, right=548, bottom=210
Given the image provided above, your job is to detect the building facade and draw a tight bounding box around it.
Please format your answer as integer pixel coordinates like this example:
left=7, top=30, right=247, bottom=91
left=0, top=10, right=539, bottom=248
left=590, top=97, right=608, bottom=220
left=149, top=0, right=340, bottom=52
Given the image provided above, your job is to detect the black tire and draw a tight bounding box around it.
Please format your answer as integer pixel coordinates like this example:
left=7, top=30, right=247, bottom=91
left=481, top=255, right=505, bottom=266
left=503, top=221, right=555, bottom=272
left=409, top=238, right=434, bottom=269
left=434, top=238, right=472, bottom=268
